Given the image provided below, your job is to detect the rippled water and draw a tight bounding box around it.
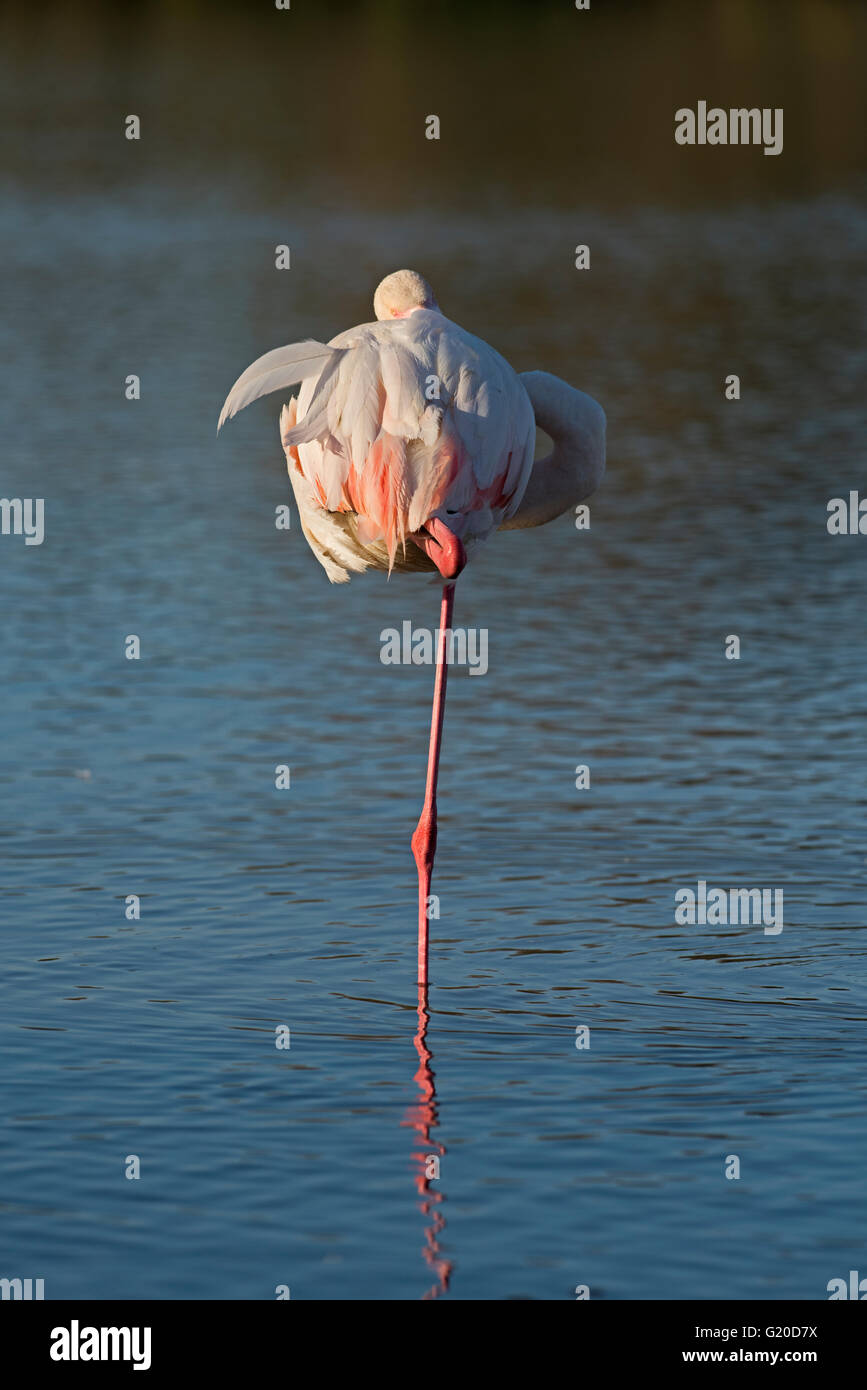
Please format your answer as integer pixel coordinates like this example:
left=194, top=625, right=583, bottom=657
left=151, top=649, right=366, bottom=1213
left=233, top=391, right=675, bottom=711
left=2, top=3, right=866, bottom=1300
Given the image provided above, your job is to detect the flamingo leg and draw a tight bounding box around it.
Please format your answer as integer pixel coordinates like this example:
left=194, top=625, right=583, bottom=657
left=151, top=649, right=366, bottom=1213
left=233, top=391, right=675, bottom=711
left=412, top=582, right=455, bottom=986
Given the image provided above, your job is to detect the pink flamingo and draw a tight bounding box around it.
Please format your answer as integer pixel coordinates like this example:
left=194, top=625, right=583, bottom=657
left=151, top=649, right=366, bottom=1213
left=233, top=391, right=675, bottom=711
left=218, top=270, right=605, bottom=986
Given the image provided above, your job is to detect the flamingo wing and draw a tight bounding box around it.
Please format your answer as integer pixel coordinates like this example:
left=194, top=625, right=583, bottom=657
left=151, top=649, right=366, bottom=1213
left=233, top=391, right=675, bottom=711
left=217, top=339, right=341, bottom=432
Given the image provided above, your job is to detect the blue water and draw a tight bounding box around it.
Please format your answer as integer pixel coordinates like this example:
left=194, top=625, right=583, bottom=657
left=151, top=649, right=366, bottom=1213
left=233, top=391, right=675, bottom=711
left=2, top=5, right=867, bottom=1300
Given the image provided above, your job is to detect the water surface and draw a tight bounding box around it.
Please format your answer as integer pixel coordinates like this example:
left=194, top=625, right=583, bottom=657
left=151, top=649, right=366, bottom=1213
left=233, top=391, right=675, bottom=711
left=1, top=1, right=866, bottom=1300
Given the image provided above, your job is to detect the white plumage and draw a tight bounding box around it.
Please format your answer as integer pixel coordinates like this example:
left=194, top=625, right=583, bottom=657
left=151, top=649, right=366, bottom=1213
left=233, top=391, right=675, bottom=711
left=220, top=283, right=536, bottom=583
left=218, top=269, right=606, bottom=584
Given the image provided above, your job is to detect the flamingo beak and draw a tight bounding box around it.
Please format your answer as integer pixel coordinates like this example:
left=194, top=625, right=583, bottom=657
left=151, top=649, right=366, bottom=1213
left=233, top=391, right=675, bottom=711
left=412, top=517, right=467, bottom=580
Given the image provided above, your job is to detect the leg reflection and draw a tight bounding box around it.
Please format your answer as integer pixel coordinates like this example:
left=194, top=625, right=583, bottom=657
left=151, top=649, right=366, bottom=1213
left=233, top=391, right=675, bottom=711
left=402, top=984, right=453, bottom=1299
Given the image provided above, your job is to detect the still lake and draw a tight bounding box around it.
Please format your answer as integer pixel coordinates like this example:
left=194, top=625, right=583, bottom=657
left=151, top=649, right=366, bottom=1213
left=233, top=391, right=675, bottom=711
left=1, top=3, right=866, bottom=1299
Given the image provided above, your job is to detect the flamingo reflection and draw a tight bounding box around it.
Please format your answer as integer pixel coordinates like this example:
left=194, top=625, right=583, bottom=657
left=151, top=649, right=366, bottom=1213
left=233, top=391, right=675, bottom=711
left=402, top=984, right=453, bottom=1299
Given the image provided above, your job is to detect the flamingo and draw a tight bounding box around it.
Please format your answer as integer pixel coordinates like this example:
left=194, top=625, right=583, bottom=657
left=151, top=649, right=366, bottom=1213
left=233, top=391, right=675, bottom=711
left=218, top=270, right=605, bottom=987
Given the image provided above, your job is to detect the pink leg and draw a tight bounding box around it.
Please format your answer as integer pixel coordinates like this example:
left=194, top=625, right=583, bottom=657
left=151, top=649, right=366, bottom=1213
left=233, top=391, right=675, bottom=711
left=412, top=583, right=455, bottom=986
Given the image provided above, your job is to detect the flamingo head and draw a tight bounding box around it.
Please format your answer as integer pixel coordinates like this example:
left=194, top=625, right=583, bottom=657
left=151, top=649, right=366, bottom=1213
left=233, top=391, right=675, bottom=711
left=374, top=269, right=440, bottom=321
left=411, top=516, right=467, bottom=581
